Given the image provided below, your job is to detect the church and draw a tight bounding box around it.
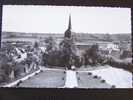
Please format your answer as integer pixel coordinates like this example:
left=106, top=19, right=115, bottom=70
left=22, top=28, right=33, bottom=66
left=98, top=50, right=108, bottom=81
left=64, top=15, right=91, bottom=51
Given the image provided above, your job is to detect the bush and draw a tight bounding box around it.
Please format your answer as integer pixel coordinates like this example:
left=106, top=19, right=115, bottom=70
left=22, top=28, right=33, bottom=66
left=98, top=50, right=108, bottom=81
left=0, top=69, right=8, bottom=83
left=0, top=62, right=12, bottom=83
left=72, top=55, right=83, bottom=68
left=120, top=50, right=132, bottom=59
left=106, top=57, right=133, bottom=72
left=13, top=62, right=26, bottom=78
left=43, top=50, right=60, bottom=67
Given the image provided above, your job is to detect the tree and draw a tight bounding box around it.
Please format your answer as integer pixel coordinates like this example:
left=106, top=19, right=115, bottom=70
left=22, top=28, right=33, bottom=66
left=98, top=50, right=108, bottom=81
left=45, top=37, right=58, bottom=53
left=59, top=38, right=78, bottom=69
left=34, top=41, right=39, bottom=49
left=0, top=50, right=13, bottom=82
left=42, top=37, right=61, bottom=67
left=83, top=44, right=100, bottom=66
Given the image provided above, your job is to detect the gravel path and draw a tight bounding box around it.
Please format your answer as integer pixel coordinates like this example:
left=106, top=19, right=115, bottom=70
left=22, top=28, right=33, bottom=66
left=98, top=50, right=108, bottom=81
left=64, top=70, right=78, bottom=88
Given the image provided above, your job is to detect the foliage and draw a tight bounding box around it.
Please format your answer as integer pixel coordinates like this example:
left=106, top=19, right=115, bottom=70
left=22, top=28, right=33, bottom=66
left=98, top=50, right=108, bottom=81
left=0, top=45, right=40, bottom=83
left=82, top=44, right=100, bottom=66
left=43, top=37, right=82, bottom=69
left=120, top=50, right=132, bottom=59
left=106, top=57, right=133, bottom=72
left=45, top=36, right=58, bottom=53
left=34, top=41, right=39, bottom=49
left=0, top=52, right=13, bottom=82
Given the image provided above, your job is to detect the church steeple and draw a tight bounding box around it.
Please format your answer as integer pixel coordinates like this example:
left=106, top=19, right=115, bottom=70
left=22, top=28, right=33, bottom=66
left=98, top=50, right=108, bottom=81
left=64, top=14, right=72, bottom=38
left=68, top=14, right=71, bottom=30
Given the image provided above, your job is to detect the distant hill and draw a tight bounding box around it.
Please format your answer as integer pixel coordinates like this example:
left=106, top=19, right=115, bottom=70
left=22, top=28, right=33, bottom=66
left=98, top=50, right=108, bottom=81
left=1, top=31, right=64, bottom=38
left=2, top=31, right=131, bottom=42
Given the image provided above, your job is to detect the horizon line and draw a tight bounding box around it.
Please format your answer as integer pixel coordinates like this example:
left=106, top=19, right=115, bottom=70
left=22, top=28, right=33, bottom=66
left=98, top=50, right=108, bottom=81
left=2, top=31, right=131, bottom=34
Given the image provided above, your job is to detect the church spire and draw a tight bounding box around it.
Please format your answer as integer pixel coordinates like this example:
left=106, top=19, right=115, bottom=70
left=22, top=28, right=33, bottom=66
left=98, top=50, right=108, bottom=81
left=64, top=14, right=72, bottom=38
left=68, top=14, right=71, bottom=30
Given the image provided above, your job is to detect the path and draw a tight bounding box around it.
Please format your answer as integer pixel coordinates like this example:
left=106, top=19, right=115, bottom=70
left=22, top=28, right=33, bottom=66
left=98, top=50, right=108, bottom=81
left=64, top=70, right=78, bottom=88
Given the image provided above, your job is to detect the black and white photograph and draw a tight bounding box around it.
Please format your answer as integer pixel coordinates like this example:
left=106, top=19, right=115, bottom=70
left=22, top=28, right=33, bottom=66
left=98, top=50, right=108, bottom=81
left=0, top=5, right=132, bottom=88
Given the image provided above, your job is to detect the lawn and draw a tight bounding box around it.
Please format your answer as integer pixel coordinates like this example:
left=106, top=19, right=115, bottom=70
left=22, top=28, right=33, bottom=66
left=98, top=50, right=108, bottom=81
left=17, top=69, right=66, bottom=88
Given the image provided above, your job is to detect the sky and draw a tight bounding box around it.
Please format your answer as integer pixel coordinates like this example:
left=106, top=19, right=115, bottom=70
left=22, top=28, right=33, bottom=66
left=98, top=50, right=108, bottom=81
left=2, top=5, right=131, bottom=34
